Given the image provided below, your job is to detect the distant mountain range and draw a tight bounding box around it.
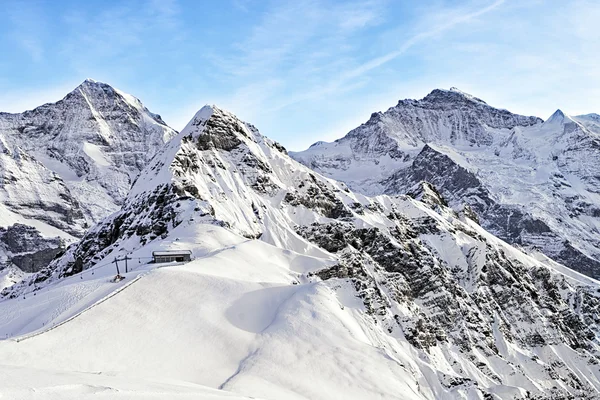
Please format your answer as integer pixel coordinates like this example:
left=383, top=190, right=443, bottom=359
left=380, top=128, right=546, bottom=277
left=0, top=82, right=599, bottom=399
left=292, top=87, right=600, bottom=279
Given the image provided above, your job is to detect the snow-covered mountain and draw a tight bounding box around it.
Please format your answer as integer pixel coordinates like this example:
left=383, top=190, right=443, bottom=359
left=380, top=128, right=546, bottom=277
left=291, top=88, right=600, bottom=279
left=0, top=79, right=176, bottom=273
left=2, top=105, right=599, bottom=399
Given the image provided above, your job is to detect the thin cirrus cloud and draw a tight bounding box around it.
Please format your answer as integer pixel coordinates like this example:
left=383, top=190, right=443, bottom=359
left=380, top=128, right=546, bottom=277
left=0, top=0, right=599, bottom=151
left=212, top=0, right=387, bottom=79
left=256, top=0, right=507, bottom=115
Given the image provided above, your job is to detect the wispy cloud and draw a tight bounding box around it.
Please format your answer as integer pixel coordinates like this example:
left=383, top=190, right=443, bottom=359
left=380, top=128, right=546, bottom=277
left=208, top=0, right=388, bottom=116
left=231, top=0, right=506, bottom=115
left=231, top=0, right=254, bottom=13
left=212, top=0, right=386, bottom=78
left=339, top=0, right=506, bottom=81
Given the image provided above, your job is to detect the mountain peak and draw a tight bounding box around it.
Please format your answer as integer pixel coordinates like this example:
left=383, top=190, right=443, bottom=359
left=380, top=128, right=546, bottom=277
left=66, top=79, right=119, bottom=104
left=177, top=104, right=263, bottom=154
left=75, top=78, right=113, bottom=91
left=545, top=109, right=567, bottom=125
left=65, top=79, right=155, bottom=118
left=422, top=87, right=487, bottom=105
left=180, top=104, right=220, bottom=135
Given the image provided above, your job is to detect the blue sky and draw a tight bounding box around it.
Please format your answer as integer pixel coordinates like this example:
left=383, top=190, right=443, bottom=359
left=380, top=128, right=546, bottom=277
left=1, top=0, right=599, bottom=150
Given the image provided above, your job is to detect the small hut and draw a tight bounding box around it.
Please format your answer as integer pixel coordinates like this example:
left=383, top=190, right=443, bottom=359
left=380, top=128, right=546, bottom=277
left=152, top=250, right=192, bottom=264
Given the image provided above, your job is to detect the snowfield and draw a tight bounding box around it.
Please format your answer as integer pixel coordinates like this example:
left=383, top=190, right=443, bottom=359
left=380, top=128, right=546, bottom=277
left=2, top=221, right=599, bottom=399
left=0, top=226, right=423, bottom=400
left=0, top=364, right=260, bottom=400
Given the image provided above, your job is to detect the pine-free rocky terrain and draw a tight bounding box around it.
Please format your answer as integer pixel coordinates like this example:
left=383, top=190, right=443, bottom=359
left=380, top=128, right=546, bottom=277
left=0, top=81, right=599, bottom=400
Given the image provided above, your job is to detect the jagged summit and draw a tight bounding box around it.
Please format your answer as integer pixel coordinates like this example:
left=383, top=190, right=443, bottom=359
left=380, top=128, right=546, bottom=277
left=67, top=79, right=149, bottom=115
left=545, top=108, right=567, bottom=124
left=421, top=87, right=488, bottom=105
left=78, top=78, right=103, bottom=88
left=542, top=109, right=586, bottom=134
left=65, top=78, right=116, bottom=98
left=178, top=105, right=265, bottom=154
left=180, top=104, right=218, bottom=134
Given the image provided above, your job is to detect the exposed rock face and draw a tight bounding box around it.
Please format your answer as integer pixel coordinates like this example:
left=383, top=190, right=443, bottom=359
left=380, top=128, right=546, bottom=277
left=11, top=104, right=600, bottom=399
left=0, top=224, right=63, bottom=254
left=292, top=88, right=600, bottom=279
left=10, top=248, right=64, bottom=273
left=0, top=79, right=177, bottom=274
left=0, top=224, right=64, bottom=274
left=381, top=144, right=598, bottom=276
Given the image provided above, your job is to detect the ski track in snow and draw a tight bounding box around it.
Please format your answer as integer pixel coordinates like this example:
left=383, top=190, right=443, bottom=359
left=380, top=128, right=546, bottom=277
left=13, top=270, right=149, bottom=343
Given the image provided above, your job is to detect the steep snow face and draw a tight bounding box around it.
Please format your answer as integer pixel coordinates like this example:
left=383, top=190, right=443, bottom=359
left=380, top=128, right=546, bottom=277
left=0, top=80, right=177, bottom=274
left=292, top=89, right=600, bottom=279
left=4, top=105, right=600, bottom=399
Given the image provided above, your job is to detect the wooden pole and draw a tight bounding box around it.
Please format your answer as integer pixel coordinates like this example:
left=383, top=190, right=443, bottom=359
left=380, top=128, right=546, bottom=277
left=113, top=257, right=120, bottom=275
left=124, top=255, right=131, bottom=273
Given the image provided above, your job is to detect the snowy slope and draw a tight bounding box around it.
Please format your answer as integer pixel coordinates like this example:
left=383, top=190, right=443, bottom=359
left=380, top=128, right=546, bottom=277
left=0, top=226, right=424, bottom=400
left=2, top=105, right=599, bottom=399
left=0, top=79, right=176, bottom=275
left=0, top=364, right=260, bottom=400
left=291, top=88, right=600, bottom=279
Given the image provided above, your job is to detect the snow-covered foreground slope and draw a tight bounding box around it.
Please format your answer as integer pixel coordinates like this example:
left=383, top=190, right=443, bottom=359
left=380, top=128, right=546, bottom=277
left=0, top=226, right=424, bottom=400
left=0, top=79, right=176, bottom=275
left=2, top=105, right=600, bottom=399
left=0, top=364, right=259, bottom=400
left=291, top=88, right=600, bottom=279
